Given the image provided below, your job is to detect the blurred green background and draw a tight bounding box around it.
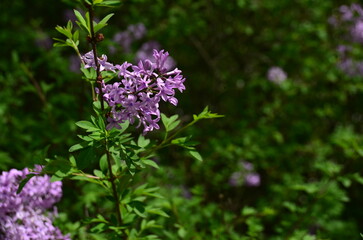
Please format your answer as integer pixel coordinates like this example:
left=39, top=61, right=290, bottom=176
left=1, top=0, right=363, bottom=239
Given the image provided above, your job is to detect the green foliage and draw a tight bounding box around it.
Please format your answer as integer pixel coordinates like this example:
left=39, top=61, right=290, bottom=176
left=2, top=0, right=363, bottom=239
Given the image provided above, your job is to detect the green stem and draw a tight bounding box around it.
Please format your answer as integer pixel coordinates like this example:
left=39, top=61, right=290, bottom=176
left=144, top=119, right=199, bottom=156
left=105, top=146, right=123, bottom=226
left=86, top=4, right=124, bottom=236
left=87, top=4, right=105, bottom=109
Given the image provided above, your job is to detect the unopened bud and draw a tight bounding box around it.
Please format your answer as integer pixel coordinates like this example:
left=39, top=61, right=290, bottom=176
left=86, top=35, right=92, bottom=43
left=96, top=33, right=104, bottom=42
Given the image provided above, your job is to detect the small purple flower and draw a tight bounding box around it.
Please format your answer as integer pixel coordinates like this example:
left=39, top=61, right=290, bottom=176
left=113, top=31, right=133, bottom=53
left=229, top=161, right=261, bottom=187
left=135, top=41, right=176, bottom=71
left=240, top=161, right=254, bottom=171
left=267, top=66, right=287, bottom=84
left=127, top=23, right=147, bottom=40
left=112, top=23, right=147, bottom=53
left=82, top=51, right=116, bottom=72
left=331, top=4, right=363, bottom=77
left=351, top=20, right=363, bottom=42
left=244, top=173, right=261, bottom=187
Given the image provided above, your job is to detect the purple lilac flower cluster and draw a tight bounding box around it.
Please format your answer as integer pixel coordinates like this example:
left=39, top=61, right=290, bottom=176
left=0, top=167, right=70, bottom=240
left=267, top=66, right=287, bottom=84
left=329, top=3, right=363, bottom=76
left=229, top=161, right=261, bottom=187
left=82, top=49, right=185, bottom=134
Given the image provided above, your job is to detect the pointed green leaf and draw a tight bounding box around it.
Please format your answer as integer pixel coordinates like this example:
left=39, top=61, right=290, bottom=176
left=142, top=159, right=159, bottom=169
left=69, top=141, right=92, bottom=152
left=94, top=13, right=114, bottom=33
left=17, top=174, right=37, bottom=194
left=189, top=150, right=203, bottom=161
left=147, top=208, right=169, bottom=218
left=75, top=120, right=100, bottom=132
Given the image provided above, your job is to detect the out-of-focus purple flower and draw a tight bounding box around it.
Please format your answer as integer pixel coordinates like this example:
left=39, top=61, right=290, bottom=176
left=240, top=161, right=254, bottom=171
left=244, top=173, right=261, bottom=187
left=351, top=20, right=363, bottom=42
left=0, top=206, right=70, bottom=240
left=267, top=66, right=287, bottom=84
left=127, top=23, right=147, bottom=40
left=0, top=167, right=69, bottom=240
left=336, top=45, right=351, bottom=56
left=229, top=161, right=261, bottom=187
left=113, top=31, right=133, bottom=53
left=135, top=41, right=176, bottom=71
left=112, top=23, right=147, bottom=53
left=85, top=49, right=185, bottom=134
left=337, top=58, right=363, bottom=77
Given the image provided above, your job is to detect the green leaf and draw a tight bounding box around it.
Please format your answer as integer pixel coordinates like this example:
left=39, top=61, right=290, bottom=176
left=242, top=206, right=257, bottom=216
left=74, top=10, right=90, bottom=34
left=73, top=30, right=79, bottom=42
left=147, top=208, right=169, bottom=218
left=76, top=147, right=98, bottom=169
left=17, top=174, right=37, bottom=194
left=93, top=169, right=105, bottom=179
left=137, top=135, right=150, bottom=148
left=93, top=0, right=104, bottom=5
left=43, top=158, right=72, bottom=174
left=75, top=120, right=100, bottom=132
left=142, top=159, right=159, bottom=169
left=69, top=141, right=92, bottom=152
left=161, top=114, right=180, bottom=132
left=193, top=106, right=224, bottom=121
left=55, top=25, right=72, bottom=39
left=189, top=150, right=203, bottom=161
left=352, top=173, right=363, bottom=185
left=99, top=154, right=108, bottom=173
left=97, top=0, right=122, bottom=7
left=94, top=13, right=114, bottom=33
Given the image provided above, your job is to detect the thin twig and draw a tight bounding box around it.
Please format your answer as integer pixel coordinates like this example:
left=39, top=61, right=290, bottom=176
left=86, top=4, right=123, bottom=230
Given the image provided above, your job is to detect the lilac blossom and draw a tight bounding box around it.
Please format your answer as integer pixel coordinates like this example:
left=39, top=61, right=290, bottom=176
left=244, top=173, right=261, bottom=187
left=267, top=66, right=287, bottom=84
left=0, top=207, right=70, bottom=240
left=127, top=23, right=147, bottom=40
left=351, top=20, right=363, bottom=42
left=113, top=31, right=133, bottom=53
left=330, top=3, right=363, bottom=77
left=112, top=23, right=147, bottom=53
left=82, top=51, right=116, bottom=72
left=0, top=167, right=69, bottom=240
left=135, top=41, right=176, bottom=71
left=88, top=49, right=185, bottom=134
left=229, top=161, right=261, bottom=187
